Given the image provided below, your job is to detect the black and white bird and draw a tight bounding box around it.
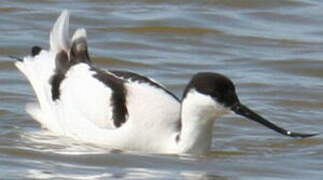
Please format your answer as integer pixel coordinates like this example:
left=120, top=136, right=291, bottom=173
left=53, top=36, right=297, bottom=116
left=15, top=10, right=317, bottom=154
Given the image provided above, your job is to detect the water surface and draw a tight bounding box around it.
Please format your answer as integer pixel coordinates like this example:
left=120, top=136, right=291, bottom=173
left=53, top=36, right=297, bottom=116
left=1, top=0, right=323, bottom=179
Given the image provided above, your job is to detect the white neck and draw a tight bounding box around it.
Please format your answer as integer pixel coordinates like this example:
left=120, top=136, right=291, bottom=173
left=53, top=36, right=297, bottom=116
left=176, top=90, right=229, bottom=154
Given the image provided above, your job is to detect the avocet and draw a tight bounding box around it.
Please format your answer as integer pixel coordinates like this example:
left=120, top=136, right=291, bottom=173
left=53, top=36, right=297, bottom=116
left=14, top=10, right=317, bottom=154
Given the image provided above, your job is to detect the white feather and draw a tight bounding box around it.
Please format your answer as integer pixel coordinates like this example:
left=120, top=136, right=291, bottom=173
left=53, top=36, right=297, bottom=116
left=50, top=9, right=70, bottom=52
left=72, top=28, right=87, bottom=42
left=178, top=90, right=230, bottom=153
left=60, top=64, right=115, bottom=129
left=15, top=50, right=64, bottom=133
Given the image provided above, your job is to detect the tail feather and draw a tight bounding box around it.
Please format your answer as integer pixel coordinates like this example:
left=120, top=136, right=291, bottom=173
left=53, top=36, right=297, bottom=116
left=25, top=103, right=44, bottom=124
left=15, top=10, right=81, bottom=134
left=16, top=10, right=95, bottom=136
left=15, top=50, right=57, bottom=125
left=70, top=28, right=91, bottom=64
left=50, top=10, right=70, bottom=52
left=72, top=28, right=87, bottom=42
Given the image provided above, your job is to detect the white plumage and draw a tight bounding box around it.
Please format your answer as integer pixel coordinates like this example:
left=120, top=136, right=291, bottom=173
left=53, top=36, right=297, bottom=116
left=16, top=10, right=181, bottom=153
left=16, top=10, right=317, bottom=155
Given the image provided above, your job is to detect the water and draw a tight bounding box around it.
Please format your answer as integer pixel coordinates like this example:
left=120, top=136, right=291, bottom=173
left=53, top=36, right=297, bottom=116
left=1, top=0, right=323, bottom=179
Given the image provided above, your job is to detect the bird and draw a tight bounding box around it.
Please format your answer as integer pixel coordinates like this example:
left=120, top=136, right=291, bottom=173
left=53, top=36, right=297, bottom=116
left=14, top=10, right=317, bottom=155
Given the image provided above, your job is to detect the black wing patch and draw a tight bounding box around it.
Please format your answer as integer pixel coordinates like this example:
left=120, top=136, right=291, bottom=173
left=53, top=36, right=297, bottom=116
left=111, top=70, right=180, bottom=102
left=49, top=51, right=70, bottom=101
left=93, top=69, right=128, bottom=128
left=50, top=74, right=65, bottom=100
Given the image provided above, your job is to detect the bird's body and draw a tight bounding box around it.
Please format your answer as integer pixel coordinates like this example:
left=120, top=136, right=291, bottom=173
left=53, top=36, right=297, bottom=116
left=58, top=63, right=181, bottom=153
left=15, top=10, right=316, bottom=155
left=16, top=11, right=184, bottom=153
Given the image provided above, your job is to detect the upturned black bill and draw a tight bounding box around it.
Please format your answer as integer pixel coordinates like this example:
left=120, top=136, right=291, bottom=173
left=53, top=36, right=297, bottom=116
left=231, top=103, right=318, bottom=138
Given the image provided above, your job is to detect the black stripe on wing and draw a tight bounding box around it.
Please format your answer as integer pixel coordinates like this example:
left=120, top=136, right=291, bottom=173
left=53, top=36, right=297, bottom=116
left=93, top=69, right=128, bottom=128
left=50, top=51, right=70, bottom=101
left=111, top=70, right=180, bottom=102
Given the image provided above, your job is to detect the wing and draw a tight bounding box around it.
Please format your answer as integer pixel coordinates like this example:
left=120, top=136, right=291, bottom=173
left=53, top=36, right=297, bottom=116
left=59, top=67, right=181, bottom=130
left=57, top=64, right=120, bottom=129
left=110, top=70, right=181, bottom=131
left=111, top=70, right=180, bottom=102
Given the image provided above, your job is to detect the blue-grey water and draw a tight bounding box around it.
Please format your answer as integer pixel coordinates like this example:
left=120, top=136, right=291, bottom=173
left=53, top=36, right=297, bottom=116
left=1, top=0, right=323, bottom=179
